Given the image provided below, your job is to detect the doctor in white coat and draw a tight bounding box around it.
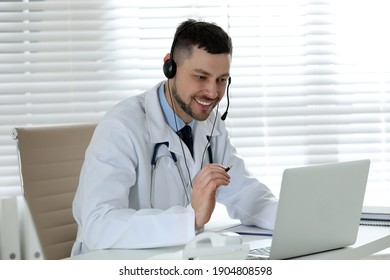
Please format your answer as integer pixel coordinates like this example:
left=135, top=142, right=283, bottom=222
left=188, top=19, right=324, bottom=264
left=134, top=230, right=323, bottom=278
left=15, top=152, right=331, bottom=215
left=71, top=19, right=278, bottom=256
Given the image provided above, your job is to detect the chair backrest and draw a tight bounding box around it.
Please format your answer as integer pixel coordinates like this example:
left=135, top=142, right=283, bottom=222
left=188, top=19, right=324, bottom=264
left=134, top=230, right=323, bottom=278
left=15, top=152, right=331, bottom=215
left=12, top=123, right=96, bottom=260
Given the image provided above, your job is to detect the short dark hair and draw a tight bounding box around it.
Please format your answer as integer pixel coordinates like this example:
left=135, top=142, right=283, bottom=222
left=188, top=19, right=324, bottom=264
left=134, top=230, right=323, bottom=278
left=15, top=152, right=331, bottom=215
left=172, top=19, right=232, bottom=66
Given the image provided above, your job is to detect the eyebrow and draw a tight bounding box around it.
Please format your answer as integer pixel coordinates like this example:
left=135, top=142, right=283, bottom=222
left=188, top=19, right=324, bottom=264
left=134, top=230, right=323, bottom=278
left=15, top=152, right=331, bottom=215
left=193, top=69, right=230, bottom=78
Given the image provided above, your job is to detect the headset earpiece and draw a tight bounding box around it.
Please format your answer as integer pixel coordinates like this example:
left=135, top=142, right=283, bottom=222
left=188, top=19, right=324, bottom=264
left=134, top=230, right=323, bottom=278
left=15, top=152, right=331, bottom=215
left=163, top=58, right=176, bottom=79
left=163, top=21, right=201, bottom=79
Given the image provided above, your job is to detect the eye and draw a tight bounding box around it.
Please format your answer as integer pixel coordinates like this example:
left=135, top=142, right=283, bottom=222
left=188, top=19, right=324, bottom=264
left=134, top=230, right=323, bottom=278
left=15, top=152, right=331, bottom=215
left=196, top=75, right=206, bottom=80
left=218, top=77, right=228, bottom=84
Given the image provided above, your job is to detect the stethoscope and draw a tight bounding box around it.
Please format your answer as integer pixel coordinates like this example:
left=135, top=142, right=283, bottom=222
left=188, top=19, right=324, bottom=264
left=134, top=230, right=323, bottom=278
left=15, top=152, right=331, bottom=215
left=149, top=76, right=229, bottom=208
left=150, top=138, right=213, bottom=208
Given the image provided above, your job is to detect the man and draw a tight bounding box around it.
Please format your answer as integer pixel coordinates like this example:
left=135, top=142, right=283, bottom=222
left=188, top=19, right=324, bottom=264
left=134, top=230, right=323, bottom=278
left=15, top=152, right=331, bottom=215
left=71, top=19, right=277, bottom=256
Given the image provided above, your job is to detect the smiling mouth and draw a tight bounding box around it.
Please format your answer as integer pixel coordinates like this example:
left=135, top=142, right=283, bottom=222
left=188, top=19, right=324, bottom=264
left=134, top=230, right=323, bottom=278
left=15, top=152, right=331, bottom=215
left=194, top=97, right=213, bottom=106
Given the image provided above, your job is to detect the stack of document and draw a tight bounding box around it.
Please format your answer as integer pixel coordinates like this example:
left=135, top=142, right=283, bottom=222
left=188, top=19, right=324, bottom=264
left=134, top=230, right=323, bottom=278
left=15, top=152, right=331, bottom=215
left=360, top=206, right=390, bottom=226
left=225, top=224, right=273, bottom=236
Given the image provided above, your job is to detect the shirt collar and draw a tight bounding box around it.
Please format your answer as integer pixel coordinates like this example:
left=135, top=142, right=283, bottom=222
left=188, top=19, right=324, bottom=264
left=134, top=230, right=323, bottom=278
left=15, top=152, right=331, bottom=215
left=158, top=82, right=194, bottom=132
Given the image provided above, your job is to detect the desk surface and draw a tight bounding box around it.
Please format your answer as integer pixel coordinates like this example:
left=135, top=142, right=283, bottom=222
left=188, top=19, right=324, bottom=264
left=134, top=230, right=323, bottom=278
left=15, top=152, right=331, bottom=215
left=67, top=219, right=390, bottom=260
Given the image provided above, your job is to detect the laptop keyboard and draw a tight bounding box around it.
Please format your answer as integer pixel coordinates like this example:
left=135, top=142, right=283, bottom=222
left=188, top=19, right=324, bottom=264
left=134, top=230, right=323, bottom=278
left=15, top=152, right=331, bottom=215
left=246, top=246, right=271, bottom=260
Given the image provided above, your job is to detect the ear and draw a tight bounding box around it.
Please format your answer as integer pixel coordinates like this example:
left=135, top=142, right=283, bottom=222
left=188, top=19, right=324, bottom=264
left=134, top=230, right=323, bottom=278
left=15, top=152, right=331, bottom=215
left=164, top=53, right=171, bottom=62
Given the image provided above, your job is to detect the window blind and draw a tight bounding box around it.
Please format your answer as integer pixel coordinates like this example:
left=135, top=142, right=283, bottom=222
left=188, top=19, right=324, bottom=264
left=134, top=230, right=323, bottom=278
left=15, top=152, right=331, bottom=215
left=1, top=0, right=389, bottom=207
left=226, top=0, right=390, bottom=205
left=0, top=0, right=228, bottom=196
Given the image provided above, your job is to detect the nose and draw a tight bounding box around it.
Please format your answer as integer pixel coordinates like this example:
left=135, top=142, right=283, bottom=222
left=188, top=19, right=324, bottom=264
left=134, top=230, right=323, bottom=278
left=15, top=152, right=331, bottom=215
left=204, top=81, right=219, bottom=100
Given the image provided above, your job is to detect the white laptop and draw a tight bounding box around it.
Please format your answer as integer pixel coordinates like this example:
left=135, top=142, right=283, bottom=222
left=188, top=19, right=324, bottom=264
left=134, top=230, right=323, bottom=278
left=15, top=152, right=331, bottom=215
left=248, top=159, right=370, bottom=260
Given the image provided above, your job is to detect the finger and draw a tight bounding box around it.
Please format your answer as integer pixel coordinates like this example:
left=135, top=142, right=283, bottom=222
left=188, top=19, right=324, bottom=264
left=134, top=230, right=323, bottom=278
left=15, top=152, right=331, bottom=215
left=193, top=164, right=230, bottom=192
left=198, top=172, right=230, bottom=191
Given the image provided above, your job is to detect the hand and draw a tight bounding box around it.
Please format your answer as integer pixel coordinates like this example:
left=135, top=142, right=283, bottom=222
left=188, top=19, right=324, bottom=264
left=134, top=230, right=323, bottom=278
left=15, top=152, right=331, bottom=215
left=191, top=164, right=230, bottom=229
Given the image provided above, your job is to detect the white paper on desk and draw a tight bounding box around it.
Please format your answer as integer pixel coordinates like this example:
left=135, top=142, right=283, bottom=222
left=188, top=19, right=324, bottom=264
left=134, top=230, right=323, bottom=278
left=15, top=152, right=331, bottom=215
left=225, top=224, right=273, bottom=236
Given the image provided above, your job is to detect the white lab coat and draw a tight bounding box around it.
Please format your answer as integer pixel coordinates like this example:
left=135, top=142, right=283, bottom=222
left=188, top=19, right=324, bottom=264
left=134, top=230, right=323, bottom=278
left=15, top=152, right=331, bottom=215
left=71, top=81, right=278, bottom=256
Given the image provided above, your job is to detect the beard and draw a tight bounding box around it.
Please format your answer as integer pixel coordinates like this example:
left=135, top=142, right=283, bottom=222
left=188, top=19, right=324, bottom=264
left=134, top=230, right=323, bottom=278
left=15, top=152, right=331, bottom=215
left=170, top=80, right=217, bottom=121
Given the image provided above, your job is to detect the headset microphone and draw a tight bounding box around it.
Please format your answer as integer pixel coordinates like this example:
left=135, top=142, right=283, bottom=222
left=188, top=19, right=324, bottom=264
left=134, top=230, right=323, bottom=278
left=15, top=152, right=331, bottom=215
left=221, top=77, right=231, bottom=121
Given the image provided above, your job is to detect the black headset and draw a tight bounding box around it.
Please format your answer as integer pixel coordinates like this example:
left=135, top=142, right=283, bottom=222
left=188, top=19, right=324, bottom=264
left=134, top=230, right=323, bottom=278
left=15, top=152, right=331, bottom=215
left=163, top=21, right=231, bottom=120
left=163, top=22, right=199, bottom=79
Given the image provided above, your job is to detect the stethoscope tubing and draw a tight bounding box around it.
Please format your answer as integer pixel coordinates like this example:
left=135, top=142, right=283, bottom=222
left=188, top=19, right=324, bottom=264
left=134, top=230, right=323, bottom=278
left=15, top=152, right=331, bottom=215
left=150, top=141, right=213, bottom=208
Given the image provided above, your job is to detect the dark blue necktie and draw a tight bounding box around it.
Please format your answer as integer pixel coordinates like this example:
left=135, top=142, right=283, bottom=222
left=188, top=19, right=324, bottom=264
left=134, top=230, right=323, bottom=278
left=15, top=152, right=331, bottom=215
left=177, top=125, right=193, bottom=157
